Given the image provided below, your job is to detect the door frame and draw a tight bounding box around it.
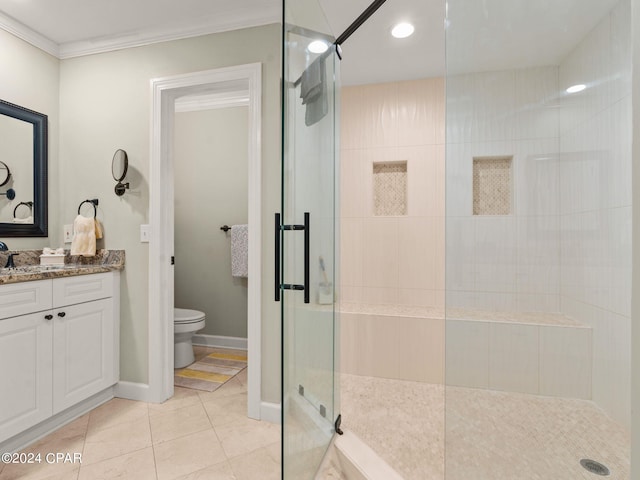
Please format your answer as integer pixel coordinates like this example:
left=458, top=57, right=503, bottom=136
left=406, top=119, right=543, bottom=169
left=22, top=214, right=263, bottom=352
left=148, top=63, right=262, bottom=419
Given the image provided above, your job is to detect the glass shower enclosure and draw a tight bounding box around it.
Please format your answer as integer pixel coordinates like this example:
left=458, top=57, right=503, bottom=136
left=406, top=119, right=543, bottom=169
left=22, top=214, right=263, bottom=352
left=281, top=0, right=632, bottom=478
left=280, top=0, right=340, bottom=478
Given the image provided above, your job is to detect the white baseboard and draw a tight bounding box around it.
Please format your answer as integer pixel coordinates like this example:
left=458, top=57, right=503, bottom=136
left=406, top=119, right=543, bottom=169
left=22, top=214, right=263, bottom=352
left=193, top=334, right=248, bottom=350
left=0, top=388, right=114, bottom=453
left=115, top=381, right=154, bottom=403
left=260, top=401, right=281, bottom=424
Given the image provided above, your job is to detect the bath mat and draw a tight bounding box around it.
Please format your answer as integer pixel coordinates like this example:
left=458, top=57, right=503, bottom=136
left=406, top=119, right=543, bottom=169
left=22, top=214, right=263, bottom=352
left=174, top=351, right=247, bottom=392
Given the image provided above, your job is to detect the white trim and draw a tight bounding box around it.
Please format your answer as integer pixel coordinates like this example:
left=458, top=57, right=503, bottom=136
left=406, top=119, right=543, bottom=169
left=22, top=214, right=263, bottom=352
left=0, top=11, right=59, bottom=57
left=114, top=381, right=153, bottom=403
left=0, top=10, right=279, bottom=60
left=149, top=63, right=262, bottom=420
left=175, top=92, right=249, bottom=113
left=193, top=334, right=248, bottom=350
left=0, top=387, right=114, bottom=453
left=260, top=401, right=282, bottom=424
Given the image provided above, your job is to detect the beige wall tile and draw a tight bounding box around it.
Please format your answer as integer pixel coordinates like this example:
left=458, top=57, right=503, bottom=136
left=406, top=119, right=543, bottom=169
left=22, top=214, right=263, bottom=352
left=489, top=323, right=539, bottom=394
left=340, top=218, right=364, bottom=287
left=396, top=317, right=444, bottom=383
left=361, top=287, right=399, bottom=305
left=398, top=78, right=442, bottom=146
left=539, top=326, right=592, bottom=399
left=402, top=146, right=438, bottom=217
left=398, top=217, right=438, bottom=291
left=362, top=218, right=399, bottom=289
left=358, top=83, right=399, bottom=149
left=445, top=320, right=490, bottom=388
left=340, top=149, right=366, bottom=218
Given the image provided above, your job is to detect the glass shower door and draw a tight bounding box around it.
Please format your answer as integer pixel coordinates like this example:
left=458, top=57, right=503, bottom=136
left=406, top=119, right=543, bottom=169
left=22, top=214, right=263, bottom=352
left=280, top=1, right=340, bottom=478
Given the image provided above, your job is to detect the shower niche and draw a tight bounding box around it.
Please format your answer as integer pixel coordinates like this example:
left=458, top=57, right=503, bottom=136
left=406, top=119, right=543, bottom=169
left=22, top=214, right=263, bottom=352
left=373, top=161, right=407, bottom=216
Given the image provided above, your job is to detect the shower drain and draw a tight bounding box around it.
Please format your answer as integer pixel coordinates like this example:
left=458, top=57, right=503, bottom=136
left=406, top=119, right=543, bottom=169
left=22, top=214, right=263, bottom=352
left=580, top=459, right=610, bottom=476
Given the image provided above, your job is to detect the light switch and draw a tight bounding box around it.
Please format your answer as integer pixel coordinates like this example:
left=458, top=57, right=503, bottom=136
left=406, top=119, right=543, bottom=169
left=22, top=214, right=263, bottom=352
left=63, top=224, right=73, bottom=243
left=140, top=224, right=150, bottom=243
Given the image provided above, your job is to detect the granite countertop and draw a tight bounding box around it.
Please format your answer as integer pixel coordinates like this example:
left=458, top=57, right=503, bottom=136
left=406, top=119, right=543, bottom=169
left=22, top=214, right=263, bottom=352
left=0, top=249, right=125, bottom=285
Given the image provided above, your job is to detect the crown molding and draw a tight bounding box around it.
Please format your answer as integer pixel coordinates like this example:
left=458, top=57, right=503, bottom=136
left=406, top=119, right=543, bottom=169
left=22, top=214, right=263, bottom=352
left=0, top=11, right=59, bottom=57
left=0, top=8, right=279, bottom=60
left=58, top=12, right=280, bottom=59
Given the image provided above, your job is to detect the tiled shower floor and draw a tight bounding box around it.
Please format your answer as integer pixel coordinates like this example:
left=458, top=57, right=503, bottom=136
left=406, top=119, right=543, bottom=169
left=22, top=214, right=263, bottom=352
left=340, top=374, right=630, bottom=480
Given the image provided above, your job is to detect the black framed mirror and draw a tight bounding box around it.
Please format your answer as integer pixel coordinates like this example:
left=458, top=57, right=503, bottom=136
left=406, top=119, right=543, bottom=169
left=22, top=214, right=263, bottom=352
left=0, top=100, right=48, bottom=237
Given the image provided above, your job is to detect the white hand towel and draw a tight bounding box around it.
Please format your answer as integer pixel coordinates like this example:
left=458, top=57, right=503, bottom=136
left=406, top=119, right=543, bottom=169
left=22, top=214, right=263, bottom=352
left=70, top=214, right=96, bottom=257
left=231, top=224, right=248, bottom=278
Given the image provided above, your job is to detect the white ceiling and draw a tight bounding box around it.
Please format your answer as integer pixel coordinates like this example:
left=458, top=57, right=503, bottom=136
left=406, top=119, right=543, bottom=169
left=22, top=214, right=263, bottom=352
left=0, top=0, right=623, bottom=85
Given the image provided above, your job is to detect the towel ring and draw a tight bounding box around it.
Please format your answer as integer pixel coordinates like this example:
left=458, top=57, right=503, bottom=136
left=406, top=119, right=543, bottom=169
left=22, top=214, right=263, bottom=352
left=78, top=198, right=99, bottom=217
left=13, top=201, right=33, bottom=219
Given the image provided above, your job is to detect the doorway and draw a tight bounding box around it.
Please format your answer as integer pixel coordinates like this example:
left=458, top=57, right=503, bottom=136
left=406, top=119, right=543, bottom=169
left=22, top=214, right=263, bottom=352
left=148, top=64, right=262, bottom=419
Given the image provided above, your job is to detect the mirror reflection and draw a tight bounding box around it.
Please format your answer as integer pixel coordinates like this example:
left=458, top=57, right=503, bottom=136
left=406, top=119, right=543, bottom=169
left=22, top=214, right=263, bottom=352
left=0, top=100, right=48, bottom=237
left=0, top=116, right=33, bottom=224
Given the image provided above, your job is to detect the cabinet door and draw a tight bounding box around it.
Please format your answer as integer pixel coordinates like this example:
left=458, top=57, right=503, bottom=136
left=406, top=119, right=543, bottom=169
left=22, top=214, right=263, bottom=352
left=52, top=298, right=115, bottom=413
left=0, top=312, right=53, bottom=442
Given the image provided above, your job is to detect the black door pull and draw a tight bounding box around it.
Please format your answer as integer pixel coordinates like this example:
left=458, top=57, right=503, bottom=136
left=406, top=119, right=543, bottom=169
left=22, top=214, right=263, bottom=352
left=275, top=212, right=310, bottom=304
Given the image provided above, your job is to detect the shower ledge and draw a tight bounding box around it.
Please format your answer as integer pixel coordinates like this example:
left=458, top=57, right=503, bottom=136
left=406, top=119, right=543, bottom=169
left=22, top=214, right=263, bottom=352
left=315, top=429, right=404, bottom=480
left=338, top=302, right=586, bottom=328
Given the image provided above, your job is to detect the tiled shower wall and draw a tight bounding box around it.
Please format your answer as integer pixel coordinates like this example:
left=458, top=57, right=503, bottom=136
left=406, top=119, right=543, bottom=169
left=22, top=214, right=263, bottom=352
left=445, top=66, right=561, bottom=311
left=558, top=0, right=631, bottom=425
left=339, top=79, right=445, bottom=383
left=340, top=78, right=445, bottom=307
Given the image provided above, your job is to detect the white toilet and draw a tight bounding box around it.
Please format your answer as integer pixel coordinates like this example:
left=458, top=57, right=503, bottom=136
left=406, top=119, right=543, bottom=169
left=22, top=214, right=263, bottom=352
left=174, top=308, right=206, bottom=368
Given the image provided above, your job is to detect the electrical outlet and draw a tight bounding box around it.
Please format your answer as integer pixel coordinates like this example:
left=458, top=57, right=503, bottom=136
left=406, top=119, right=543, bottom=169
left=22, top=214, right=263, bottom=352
left=140, top=224, right=150, bottom=243
left=63, top=224, right=73, bottom=243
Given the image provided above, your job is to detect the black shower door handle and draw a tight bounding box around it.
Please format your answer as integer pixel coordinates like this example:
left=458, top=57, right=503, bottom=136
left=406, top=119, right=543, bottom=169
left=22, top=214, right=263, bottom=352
left=275, top=213, right=281, bottom=301
left=275, top=212, right=310, bottom=304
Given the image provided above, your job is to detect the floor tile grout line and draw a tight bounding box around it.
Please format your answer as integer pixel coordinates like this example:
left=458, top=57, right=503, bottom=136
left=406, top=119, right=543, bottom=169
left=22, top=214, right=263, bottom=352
left=149, top=410, right=160, bottom=480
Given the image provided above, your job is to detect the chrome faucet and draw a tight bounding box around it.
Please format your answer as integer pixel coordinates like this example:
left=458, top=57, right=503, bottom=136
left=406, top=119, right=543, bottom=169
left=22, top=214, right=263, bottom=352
left=0, top=241, right=7, bottom=251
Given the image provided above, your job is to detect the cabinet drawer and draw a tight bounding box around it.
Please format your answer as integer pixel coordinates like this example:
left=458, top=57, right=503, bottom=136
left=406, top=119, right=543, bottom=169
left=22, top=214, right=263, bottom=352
left=53, top=272, right=113, bottom=307
left=0, top=280, right=52, bottom=320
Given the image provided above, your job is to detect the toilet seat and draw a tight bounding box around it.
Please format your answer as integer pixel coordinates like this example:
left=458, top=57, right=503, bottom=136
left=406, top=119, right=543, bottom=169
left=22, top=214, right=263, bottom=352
left=175, top=308, right=205, bottom=324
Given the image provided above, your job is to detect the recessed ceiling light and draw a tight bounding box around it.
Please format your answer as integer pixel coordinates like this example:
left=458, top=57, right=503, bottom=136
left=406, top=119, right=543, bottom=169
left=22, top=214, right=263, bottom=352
left=566, top=84, right=586, bottom=94
left=308, top=40, right=329, bottom=54
left=391, top=22, right=414, bottom=39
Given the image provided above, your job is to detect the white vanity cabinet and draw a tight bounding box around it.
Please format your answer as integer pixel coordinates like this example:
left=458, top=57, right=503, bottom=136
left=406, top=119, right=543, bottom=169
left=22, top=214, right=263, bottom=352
left=0, top=271, right=119, bottom=444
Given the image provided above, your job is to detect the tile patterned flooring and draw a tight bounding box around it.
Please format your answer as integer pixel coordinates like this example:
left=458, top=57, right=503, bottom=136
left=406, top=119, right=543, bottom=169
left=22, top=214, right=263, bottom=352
left=0, top=347, right=281, bottom=480
left=2, top=350, right=630, bottom=480
left=341, top=373, right=630, bottom=480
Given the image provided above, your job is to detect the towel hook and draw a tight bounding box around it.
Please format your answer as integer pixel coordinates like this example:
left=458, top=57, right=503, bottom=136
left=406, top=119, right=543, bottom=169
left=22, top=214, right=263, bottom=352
left=220, top=225, right=231, bottom=232
left=78, top=198, right=99, bottom=218
left=13, top=201, right=33, bottom=219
